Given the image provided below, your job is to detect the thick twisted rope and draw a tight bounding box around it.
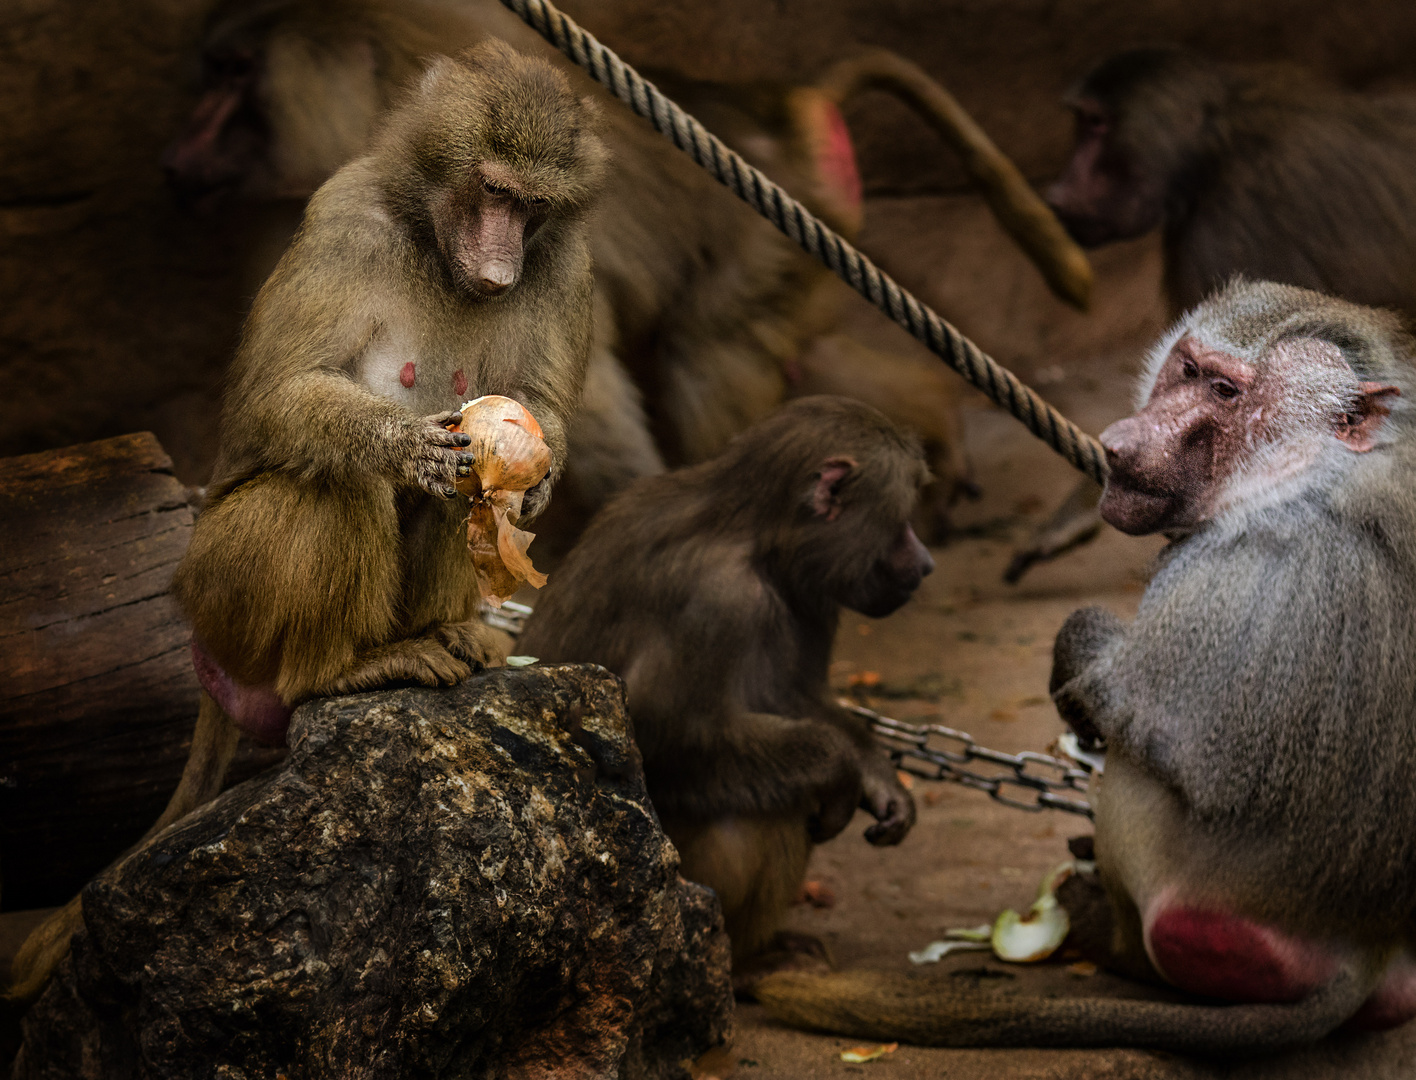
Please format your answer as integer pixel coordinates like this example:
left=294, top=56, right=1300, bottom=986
left=497, top=0, right=1109, bottom=483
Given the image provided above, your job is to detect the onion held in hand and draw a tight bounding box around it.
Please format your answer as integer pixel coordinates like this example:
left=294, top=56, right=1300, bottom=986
left=444, top=395, right=552, bottom=604
left=446, top=395, right=552, bottom=498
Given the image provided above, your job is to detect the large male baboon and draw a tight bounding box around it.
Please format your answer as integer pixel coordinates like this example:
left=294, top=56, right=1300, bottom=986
left=761, top=281, right=1416, bottom=1052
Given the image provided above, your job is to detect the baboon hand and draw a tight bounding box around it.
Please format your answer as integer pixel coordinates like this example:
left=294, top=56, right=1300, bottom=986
left=405, top=410, right=476, bottom=498
left=860, top=753, right=916, bottom=846
left=520, top=475, right=551, bottom=522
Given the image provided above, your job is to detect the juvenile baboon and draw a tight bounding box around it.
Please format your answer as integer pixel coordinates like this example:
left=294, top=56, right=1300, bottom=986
left=759, top=281, right=1416, bottom=1052
left=1011, top=46, right=1416, bottom=578
left=8, top=40, right=606, bottom=1004
left=518, top=397, right=930, bottom=969
left=163, top=0, right=1089, bottom=536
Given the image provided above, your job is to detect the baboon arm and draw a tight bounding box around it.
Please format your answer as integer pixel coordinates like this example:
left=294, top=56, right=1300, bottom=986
left=234, top=367, right=427, bottom=486
left=645, top=709, right=861, bottom=828
left=814, top=700, right=916, bottom=845
left=1050, top=605, right=1127, bottom=747
left=756, top=962, right=1380, bottom=1055
left=1051, top=606, right=1127, bottom=690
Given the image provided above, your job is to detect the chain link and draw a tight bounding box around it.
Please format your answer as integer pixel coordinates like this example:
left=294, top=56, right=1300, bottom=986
left=844, top=701, right=1097, bottom=818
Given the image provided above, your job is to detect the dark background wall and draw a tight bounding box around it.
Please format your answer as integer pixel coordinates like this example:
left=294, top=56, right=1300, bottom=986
left=3, top=0, right=1416, bottom=481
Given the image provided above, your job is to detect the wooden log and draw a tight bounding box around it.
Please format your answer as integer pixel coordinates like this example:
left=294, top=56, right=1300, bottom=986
left=0, top=434, right=280, bottom=911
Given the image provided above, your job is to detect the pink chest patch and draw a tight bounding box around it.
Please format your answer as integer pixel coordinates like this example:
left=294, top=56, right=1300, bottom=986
left=814, top=100, right=863, bottom=212
left=1146, top=904, right=1339, bottom=1003
left=400, top=361, right=416, bottom=389
left=452, top=368, right=468, bottom=396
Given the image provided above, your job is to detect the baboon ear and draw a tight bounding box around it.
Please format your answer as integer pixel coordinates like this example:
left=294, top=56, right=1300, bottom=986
left=1336, top=383, right=1401, bottom=452
left=812, top=457, right=856, bottom=520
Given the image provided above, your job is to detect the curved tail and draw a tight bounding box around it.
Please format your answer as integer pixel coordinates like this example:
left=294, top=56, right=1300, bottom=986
left=755, top=964, right=1378, bottom=1055
left=817, top=49, right=1092, bottom=310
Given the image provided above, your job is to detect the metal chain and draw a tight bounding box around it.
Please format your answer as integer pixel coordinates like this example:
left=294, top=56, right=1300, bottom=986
left=840, top=701, right=1096, bottom=818
left=494, top=0, right=1109, bottom=485
left=481, top=600, right=1097, bottom=818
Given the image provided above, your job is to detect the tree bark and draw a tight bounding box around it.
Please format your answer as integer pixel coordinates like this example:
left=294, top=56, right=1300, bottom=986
left=0, top=433, right=280, bottom=910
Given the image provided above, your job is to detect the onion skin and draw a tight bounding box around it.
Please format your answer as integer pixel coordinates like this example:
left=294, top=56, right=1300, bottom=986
left=446, top=396, right=551, bottom=499
left=445, top=395, right=552, bottom=604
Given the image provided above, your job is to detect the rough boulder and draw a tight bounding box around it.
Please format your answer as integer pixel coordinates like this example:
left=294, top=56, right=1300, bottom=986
left=14, top=664, right=733, bottom=1080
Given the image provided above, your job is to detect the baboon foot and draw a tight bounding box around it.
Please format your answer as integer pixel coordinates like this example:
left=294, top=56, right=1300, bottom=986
left=329, top=636, right=471, bottom=695
left=437, top=618, right=509, bottom=667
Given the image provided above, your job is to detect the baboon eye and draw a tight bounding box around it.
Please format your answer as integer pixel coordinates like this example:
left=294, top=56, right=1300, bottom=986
left=1211, top=380, right=1239, bottom=400
left=1181, top=358, right=1199, bottom=378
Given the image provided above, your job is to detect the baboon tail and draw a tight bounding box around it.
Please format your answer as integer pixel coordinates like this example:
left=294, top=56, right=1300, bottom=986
left=815, top=48, right=1092, bottom=310
left=4, top=895, right=82, bottom=1005
left=755, top=966, right=1378, bottom=1055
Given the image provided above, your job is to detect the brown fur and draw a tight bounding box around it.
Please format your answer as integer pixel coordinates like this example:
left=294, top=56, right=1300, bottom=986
left=7, top=40, right=605, bottom=1004
left=1049, top=47, right=1416, bottom=320
left=760, top=282, right=1416, bottom=1053
left=518, top=397, right=932, bottom=965
left=788, top=330, right=975, bottom=539
left=163, top=0, right=1085, bottom=541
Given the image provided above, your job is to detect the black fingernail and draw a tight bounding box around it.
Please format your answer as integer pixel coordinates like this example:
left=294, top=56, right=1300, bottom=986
left=457, top=452, right=476, bottom=465
left=457, top=465, right=471, bottom=476
left=454, top=434, right=471, bottom=446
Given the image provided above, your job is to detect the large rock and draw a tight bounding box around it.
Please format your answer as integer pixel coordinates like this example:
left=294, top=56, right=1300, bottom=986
left=12, top=665, right=733, bottom=1080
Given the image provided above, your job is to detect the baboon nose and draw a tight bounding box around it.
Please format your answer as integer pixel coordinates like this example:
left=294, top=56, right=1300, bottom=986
left=474, top=257, right=518, bottom=296
left=1099, top=418, right=1138, bottom=462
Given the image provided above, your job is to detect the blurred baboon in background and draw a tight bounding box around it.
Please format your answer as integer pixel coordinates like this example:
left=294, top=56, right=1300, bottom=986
left=164, top=0, right=1090, bottom=542
left=1049, top=46, right=1416, bottom=319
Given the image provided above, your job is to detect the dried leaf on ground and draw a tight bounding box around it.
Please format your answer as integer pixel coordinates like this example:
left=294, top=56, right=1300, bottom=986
left=840, top=1042, right=898, bottom=1063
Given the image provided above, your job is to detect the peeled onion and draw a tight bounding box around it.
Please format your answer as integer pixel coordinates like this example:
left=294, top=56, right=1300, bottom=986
left=989, top=861, right=1076, bottom=963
